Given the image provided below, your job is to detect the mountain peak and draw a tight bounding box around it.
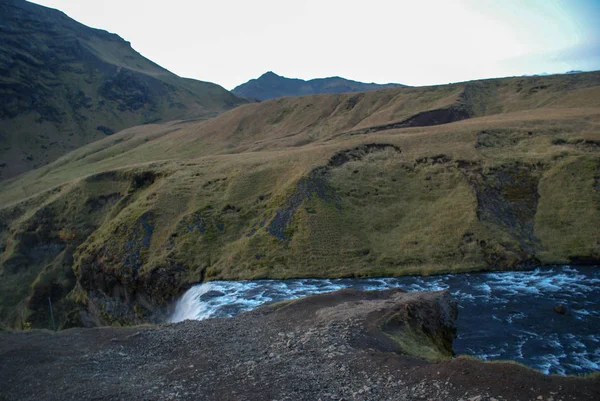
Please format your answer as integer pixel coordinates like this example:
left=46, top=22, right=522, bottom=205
left=259, top=71, right=280, bottom=79
left=233, top=73, right=405, bottom=101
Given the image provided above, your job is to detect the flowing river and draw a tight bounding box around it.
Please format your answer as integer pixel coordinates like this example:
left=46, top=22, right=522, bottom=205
left=169, top=265, right=599, bottom=376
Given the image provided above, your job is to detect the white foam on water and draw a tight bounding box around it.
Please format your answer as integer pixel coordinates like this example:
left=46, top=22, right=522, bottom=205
left=506, top=312, right=526, bottom=324
left=478, top=283, right=492, bottom=294
left=453, top=290, right=475, bottom=301
left=479, top=352, right=503, bottom=360
left=518, top=329, right=541, bottom=338
left=569, top=352, right=600, bottom=371
left=168, top=282, right=227, bottom=322
left=547, top=334, right=564, bottom=350
left=572, top=309, right=593, bottom=320
left=167, top=265, right=600, bottom=375
left=515, top=337, right=527, bottom=360
left=532, top=353, right=567, bottom=375
left=562, top=265, right=579, bottom=274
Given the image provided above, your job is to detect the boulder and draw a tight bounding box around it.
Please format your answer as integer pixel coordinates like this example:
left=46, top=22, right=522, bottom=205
left=553, top=304, right=567, bottom=315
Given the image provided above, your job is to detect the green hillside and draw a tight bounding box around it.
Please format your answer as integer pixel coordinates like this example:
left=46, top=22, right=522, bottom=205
left=0, top=0, right=245, bottom=180
left=0, top=71, right=599, bottom=329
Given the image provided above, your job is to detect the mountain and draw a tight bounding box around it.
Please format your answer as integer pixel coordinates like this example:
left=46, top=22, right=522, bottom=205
left=0, top=0, right=246, bottom=180
left=232, top=71, right=405, bottom=100
left=1, top=70, right=598, bottom=330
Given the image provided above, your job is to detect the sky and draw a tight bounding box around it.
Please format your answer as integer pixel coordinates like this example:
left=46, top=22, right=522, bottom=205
left=30, top=0, right=600, bottom=90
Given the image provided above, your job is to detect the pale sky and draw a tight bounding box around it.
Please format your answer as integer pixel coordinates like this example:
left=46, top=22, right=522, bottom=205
left=30, top=0, right=600, bottom=90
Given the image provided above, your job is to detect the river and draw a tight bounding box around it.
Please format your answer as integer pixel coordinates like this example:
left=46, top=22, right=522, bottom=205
left=169, top=265, right=599, bottom=376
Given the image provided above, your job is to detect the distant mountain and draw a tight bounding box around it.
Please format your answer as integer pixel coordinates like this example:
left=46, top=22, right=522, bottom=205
left=523, top=70, right=586, bottom=77
left=232, top=71, right=406, bottom=101
left=0, top=0, right=246, bottom=180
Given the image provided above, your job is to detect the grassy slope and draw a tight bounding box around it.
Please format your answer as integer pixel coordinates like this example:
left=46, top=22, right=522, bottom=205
left=0, top=71, right=599, bottom=328
left=0, top=0, right=245, bottom=180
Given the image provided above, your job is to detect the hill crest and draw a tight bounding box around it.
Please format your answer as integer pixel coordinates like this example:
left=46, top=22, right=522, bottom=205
left=232, top=71, right=405, bottom=100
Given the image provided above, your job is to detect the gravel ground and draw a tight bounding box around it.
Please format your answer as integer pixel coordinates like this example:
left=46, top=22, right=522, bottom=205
left=1, top=289, right=598, bottom=401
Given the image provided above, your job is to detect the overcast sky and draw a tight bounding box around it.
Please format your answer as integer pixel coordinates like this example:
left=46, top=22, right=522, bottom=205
left=30, top=0, right=600, bottom=90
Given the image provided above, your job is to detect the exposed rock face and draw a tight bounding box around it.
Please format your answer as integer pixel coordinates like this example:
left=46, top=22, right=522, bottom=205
left=232, top=71, right=405, bottom=100
left=1, top=289, right=598, bottom=401
left=378, top=290, right=458, bottom=361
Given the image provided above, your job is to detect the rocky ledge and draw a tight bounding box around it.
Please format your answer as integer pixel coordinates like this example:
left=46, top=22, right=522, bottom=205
left=0, top=289, right=598, bottom=401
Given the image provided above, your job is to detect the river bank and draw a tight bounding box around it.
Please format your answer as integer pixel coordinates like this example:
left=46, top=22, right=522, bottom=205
left=169, top=265, right=600, bottom=376
left=2, top=288, right=599, bottom=401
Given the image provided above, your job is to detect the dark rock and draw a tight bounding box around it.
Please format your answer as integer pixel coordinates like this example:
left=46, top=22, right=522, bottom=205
left=342, top=106, right=472, bottom=136
left=199, top=290, right=226, bottom=301
left=96, top=125, right=115, bottom=135
left=459, top=162, right=542, bottom=269
left=553, top=304, right=567, bottom=315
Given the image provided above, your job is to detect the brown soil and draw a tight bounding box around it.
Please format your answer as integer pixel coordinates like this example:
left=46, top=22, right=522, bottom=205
left=1, top=289, right=598, bottom=401
left=341, top=105, right=473, bottom=136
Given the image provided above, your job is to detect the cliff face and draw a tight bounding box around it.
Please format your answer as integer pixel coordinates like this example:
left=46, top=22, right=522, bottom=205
left=0, top=71, right=599, bottom=330
left=0, top=0, right=245, bottom=180
left=1, top=289, right=598, bottom=400
left=232, top=71, right=405, bottom=100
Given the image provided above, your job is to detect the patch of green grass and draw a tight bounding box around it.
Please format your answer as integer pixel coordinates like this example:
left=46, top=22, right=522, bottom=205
left=382, top=313, right=454, bottom=363
left=535, top=155, right=600, bottom=263
left=454, top=354, right=534, bottom=370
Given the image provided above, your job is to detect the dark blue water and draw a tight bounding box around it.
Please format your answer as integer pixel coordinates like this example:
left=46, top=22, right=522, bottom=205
left=169, top=265, right=600, bottom=375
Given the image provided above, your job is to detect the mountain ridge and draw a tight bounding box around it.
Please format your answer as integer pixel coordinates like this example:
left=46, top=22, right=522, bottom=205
left=0, top=0, right=246, bottom=180
left=232, top=71, right=406, bottom=100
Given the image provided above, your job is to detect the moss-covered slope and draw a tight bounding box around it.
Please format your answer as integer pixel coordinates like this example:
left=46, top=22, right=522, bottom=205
left=0, top=71, right=599, bottom=329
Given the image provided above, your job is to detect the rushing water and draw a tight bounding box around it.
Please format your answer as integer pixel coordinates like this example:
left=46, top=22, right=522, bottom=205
left=169, top=265, right=600, bottom=376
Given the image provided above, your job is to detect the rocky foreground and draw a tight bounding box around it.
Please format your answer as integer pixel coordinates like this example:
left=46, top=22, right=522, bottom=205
left=1, top=289, right=598, bottom=401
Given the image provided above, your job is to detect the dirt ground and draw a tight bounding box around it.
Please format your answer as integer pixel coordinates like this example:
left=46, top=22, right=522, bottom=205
left=1, top=289, right=598, bottom=401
